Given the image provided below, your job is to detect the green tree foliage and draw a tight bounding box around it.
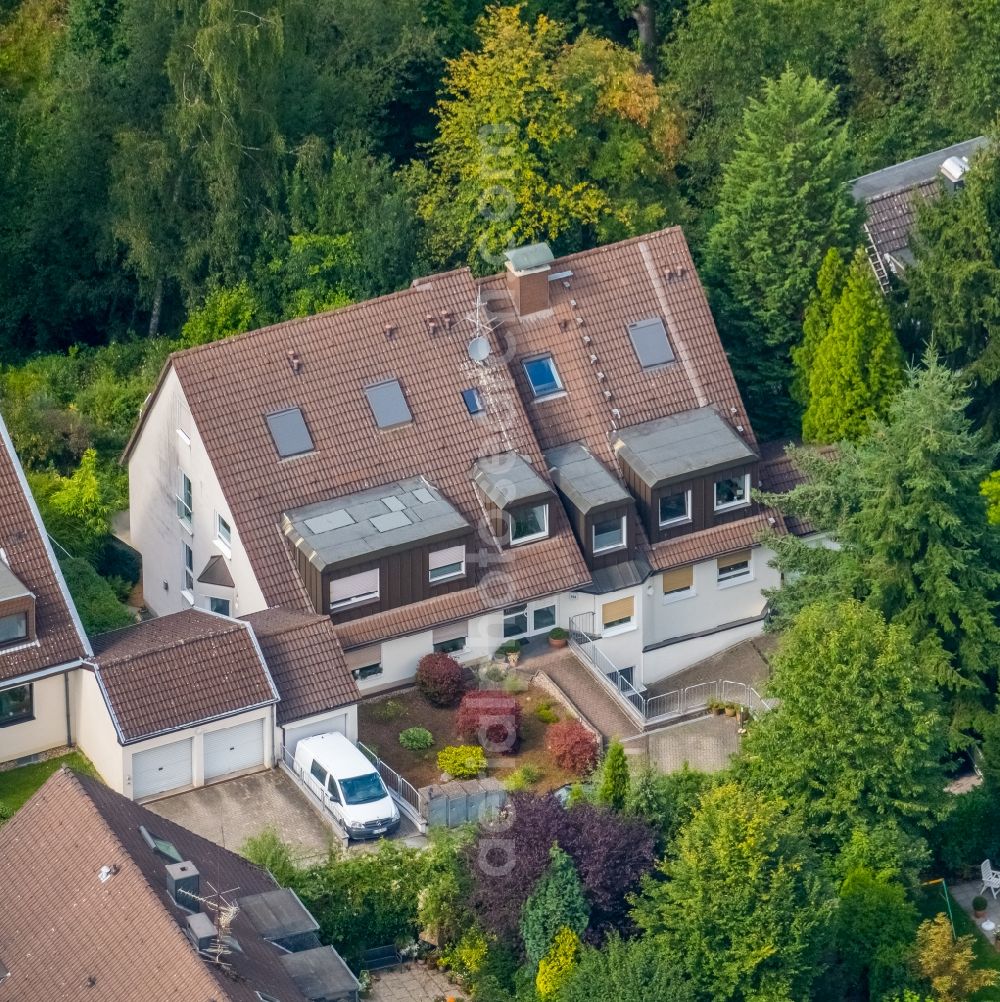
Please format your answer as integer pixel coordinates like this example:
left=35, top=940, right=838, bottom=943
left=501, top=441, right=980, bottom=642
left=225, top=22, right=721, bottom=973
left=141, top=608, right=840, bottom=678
left=912, top=913, right=1000, bottom=1002
left=801, top=249, right=905, bottom=442
left=982, top=471, right=1000, bottom=525
left=908, top=141, right=1000, bottom=433
left=556, top=934, right=695, bottom=1002
left=624, top=764, right=713, bottom=849
left=705, top=68, right=860, bottom=435
left=240, top=825, right=301, bottom=886
left=632, top=783, right=833, bottom=1001
left=180, top=283, right=264, bottom=349
left=595, top=740, right=629, bottom=811
left=520, top=844, right=589, bottom=968
left=59, top=555, right=134, bottom=634
left=834, top=867, right=919, bottom=1000
left=762, top=356, right=1000, bottom=696
left=535, top=925, right=580, bottom=998
left=416, top=3, right=681, bottom=269
left=793, top=247, right=848, bottom=405
left=740, top=601, right=947, bottom=847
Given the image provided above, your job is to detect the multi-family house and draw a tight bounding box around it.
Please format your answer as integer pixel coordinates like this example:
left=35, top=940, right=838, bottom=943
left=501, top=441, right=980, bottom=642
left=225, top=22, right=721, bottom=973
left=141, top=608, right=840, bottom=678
left=124, top=226, right=784, bottom=714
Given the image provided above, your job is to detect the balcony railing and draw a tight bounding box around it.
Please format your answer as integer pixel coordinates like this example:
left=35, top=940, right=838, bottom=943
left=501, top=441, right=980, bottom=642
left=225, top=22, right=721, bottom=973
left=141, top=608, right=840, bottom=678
left=568, top=612, right=774, bottom=727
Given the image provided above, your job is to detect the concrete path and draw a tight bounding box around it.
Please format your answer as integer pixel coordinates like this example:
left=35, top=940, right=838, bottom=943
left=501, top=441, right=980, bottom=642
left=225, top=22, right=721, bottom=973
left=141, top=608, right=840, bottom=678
left=644, top=635, right=775, bottom=699
left=626, top=714, right=741, bottom=774
left=525, top=650, right=641, bottom=742
left=148, top=768, right=337, bottom=865
left=369, top=965, right=460, bottom=1001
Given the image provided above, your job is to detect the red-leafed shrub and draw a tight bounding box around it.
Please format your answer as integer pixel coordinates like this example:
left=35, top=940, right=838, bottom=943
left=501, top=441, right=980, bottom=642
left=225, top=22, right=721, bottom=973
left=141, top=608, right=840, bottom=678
left=455, top=690, right=523, bottom=754
left=415, top=653, right=467, bottom=707
left=546, top=720, right=599, bottom=774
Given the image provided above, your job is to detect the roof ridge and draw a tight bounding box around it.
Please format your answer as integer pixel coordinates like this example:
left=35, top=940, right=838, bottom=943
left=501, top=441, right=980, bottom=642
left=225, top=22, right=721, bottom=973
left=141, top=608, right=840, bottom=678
left=95, top=615, right=249, bottom=667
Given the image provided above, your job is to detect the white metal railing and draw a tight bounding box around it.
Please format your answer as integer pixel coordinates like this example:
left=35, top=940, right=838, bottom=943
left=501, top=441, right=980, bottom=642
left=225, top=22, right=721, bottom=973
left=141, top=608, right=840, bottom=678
left=567, top=612, right=775, bottom=727
left=278, top=745, right=349, bottom=841
left=357, top=741, right=425, bottom=830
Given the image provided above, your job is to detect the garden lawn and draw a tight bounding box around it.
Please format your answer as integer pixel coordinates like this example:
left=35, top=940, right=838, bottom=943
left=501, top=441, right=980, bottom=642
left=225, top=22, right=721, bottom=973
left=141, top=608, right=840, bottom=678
left=917, top=884, right=1000, bottom=1000
left=0, top=752, right=99, bottom=815
left=358, top=684, right=580, bottom=792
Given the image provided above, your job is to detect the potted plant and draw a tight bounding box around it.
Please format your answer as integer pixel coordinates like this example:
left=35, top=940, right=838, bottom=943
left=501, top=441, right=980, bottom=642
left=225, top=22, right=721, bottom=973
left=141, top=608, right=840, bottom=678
left=548, top=627, right=569, bottom=648
left=724, top=702, right=737, bottom=717
left=974, top=895, right=989, bottom=919
left=707, top=698, right=724, bottom=715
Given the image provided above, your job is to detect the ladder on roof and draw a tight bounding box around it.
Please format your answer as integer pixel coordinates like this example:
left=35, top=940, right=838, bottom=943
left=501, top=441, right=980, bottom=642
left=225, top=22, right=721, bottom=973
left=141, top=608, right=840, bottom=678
left=864, top=225, right=891, bottom=295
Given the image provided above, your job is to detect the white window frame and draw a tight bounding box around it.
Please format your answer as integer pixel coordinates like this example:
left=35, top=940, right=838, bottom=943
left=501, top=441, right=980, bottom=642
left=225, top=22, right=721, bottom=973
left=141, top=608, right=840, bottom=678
left=503, top=603, right=529, bottom=639
left=658, top=489, right=692, bottom=527
left=509, top=503, right=549, bottom=545
left=215, top=512, right=232, bottom=556
left=717, top=551, right=753, bottom=587
left=532, top=604, right=556, bottom=632
left=662, top=567, right=696, bottom=604
left=330, top=568, right=380, bottom=610
left=428, top=544, right=466, bottom=584
left=592, top=513, right=627, bottom=554
left=176, top=472, right=193, bottom=531
left=181, top=542, right=194, bottom=604
left=601, top=599, right=636, bottom=638
left=713, top=473, right=751, bottom=512
left=522, top=355, right=564, bottom=399
left=209, top=596, right=231, bottom=616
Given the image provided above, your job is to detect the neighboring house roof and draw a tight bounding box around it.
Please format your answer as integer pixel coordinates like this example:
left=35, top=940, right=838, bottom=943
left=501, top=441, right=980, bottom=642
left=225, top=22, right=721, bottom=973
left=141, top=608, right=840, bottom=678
left=852, top=137, right=989, bottom=281
left=649, top=512, right=781, bottom=571
left=0, top=415, right=91, bottom=685
left=92, top=610, right=278, bottom=743
left=130, top=266, right=589, bottom=632
left=0, top=767, right=356, bottom=1001
left=242, top=607, right=359, bottom=724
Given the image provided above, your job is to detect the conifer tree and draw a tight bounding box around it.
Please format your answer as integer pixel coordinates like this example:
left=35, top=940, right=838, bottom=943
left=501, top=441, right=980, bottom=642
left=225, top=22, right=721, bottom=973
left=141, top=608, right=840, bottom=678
left=801, top=249, right=905, bottom=443
left=520, top=844, right=589, bottom=968
left=793, top=247, right=848, bottom=405
left=596, top=740, right=630, bottom=812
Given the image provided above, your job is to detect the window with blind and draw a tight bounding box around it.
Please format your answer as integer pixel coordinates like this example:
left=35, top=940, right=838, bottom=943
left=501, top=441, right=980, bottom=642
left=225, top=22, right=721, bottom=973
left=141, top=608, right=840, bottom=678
left=601, top=596, right=635, bottom=632
left=433, top=621, right=468, bottom=654
left=717, top=549, right=752, bottom=584
left=330, top=568, right=380, bottom=609
left=346, top=645, right=382, bottom=681
left=662, top=566, right=694, bottom=598
left=428, top=544, right=466, bottom=583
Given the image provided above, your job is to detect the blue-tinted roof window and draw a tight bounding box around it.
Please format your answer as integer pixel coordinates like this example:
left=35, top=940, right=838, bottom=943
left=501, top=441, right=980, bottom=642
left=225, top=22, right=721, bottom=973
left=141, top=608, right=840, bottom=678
left=522, top=355, right=563, bottom=398
left=461, top=388, right=484, bottom=414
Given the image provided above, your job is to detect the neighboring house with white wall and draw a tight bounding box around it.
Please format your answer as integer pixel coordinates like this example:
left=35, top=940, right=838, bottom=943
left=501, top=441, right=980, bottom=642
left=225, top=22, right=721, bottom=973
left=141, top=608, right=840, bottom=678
left=0, top=415, right=91, bottom=765
left=123, top=226, right=794, bottom=722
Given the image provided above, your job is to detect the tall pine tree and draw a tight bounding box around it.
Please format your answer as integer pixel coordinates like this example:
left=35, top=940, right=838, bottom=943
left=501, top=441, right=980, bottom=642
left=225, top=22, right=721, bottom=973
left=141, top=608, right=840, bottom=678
left=520, top=844, right=589, bottom=968
left=792, top=247, right=847, bottom=405
left=705, top=68, right=860, bottom=436
left=801, top=249, right=905, bottom=443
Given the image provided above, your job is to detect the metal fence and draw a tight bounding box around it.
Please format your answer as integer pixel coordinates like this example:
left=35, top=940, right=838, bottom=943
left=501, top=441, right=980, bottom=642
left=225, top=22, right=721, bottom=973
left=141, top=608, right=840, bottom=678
left=421, top=781, right=507, bottom=828
left=277, top=744, right=349, bottom=843
left=568, top=612, right=775, bottom=727
left=357, top=742, right=424, bottom=830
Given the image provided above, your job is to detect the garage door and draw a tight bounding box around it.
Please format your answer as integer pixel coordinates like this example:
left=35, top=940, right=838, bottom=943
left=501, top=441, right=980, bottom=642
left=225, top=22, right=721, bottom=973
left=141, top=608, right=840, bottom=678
left=204, top=718, right=265, bottom=781
left=132, top=738, right=193, bottom=800
left=283, top=712, right=348, bottom=756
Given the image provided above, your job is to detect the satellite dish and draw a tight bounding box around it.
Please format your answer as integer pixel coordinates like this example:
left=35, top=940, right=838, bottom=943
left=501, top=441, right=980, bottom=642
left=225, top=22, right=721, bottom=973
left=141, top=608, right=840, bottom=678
left=468, top=336, right=491, bottom=363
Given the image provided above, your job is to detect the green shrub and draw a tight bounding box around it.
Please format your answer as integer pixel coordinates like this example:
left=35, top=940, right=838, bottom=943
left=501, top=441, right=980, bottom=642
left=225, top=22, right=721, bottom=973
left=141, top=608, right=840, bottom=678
left=370, top=698, right=406, bottom=722
left=930, top=784, right=1000, bottom=878
left=399, top=726, right=434, bottom=751
left=494, top=640, right=522, bottom=659
left=535, top=701, right=559, bottom=724
left=59, top=555, right=134, bottom=634
left=548, top=627, right=568, bottom=640
left=0, top=801, right=14, bottom=825
left=481, top=663, right=506, bottom=684
left=437, top=745, right=487, bottom=779
left=504, top=764, right=543, bottom=792
left=502, top=674, right=527, bottom=694
left=240, top=827, right=300, bottom=886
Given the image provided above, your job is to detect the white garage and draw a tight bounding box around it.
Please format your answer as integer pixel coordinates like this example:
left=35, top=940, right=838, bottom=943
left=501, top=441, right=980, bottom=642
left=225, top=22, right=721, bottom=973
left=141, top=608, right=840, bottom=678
left=132, top=738, right=194, bottom=800
left=282, top=707, right=356, bottom=756
left=204, top=718, right=266, bottom=780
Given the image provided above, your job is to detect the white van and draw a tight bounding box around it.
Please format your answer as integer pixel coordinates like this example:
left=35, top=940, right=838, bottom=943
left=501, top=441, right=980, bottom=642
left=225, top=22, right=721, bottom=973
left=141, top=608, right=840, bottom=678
left=293, top=732, right=400, bottom=839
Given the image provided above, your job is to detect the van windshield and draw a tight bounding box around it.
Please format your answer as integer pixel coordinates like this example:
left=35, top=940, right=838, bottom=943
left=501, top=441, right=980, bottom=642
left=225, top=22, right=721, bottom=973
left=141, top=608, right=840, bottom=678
left=339, top=772, right=388, bottom=805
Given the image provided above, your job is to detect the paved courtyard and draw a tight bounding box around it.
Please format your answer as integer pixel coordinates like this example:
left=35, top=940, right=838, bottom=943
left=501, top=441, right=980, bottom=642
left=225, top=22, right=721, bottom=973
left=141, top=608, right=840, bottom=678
left=148, top=768, right=337, bottom=864
left=369, top=965, right=462, bottom=1001
left=625, top=713, right=742, bottom=773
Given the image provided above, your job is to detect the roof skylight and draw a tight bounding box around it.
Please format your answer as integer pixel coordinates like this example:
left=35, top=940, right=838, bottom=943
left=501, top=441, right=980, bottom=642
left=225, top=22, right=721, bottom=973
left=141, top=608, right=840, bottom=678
left=265, top=407, right=314, bottom=458
left=461, top=388, right=485, bottom=414
left=365, top=379, right=412, bottom=430
left=627, top=318, right=675, bottom=369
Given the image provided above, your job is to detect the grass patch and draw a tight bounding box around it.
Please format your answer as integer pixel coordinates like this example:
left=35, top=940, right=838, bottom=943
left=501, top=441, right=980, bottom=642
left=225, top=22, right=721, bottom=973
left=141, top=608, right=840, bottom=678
left=0, top=752, right=98, bottom=816
left=917, top=884, right=1000, bottom=1000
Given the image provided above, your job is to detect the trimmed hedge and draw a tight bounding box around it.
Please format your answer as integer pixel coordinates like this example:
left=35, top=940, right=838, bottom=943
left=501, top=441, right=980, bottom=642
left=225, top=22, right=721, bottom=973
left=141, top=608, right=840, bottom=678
left=415, top=653, right=467, bottom=707
left=456, top=690, right=523, bottom=754
left=438, top=745, right=487, bottom=779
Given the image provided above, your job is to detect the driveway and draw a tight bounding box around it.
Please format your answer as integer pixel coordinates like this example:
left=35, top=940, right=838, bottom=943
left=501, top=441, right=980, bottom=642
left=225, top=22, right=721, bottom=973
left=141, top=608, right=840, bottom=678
left=148, top=768, right=338, bottom=865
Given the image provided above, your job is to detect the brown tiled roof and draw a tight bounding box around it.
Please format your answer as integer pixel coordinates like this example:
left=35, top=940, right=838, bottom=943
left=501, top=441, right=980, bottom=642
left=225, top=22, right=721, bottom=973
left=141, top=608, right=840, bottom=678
left=483, top=227, right=758, bottom=461
left=92, top=610, right=278, bottom=743
left=647, top=512, right=782, bottom=572
left=0, top=767, right=316, bottom=1001
left=759, top=441, right=837, bottom=537
left=862, top=180, right=938, bottom=263
left=0, top=417, right=90, bottom=684
left=161, top=267, right=589, bottom=623
left=243, top=608, right=359, bottom=724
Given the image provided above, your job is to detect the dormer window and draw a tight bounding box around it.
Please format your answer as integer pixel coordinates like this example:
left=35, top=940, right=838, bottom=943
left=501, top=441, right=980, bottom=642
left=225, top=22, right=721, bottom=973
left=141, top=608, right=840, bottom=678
left=714, top=473, right=750, bottom=511
left=659, top=490, right=691, bottom=527
left=0, top=612, right=27, bottom=647
left=428, top=545, right=466, bottom=583
left=592, top=514, right=626, bottom=553
left=510, top=503, right=548, bottom=544
left=522, top=355, right=563, bottom=399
